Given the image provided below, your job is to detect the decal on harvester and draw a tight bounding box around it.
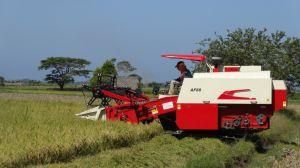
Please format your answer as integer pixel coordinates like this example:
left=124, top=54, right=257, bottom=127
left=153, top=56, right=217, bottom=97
left=151, top=106, right=158, bottom=114
left=190, top=88, right=201, bottom=92
left=218, top=89, right=256, bottom=100
left=162, top=102, right=174, bottom=110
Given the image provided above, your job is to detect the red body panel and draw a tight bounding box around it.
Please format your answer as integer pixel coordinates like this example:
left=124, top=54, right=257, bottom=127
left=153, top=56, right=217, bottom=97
left=213, top=68, right=219, bottom=72
left=105, top=104, right=139, bottom=123
left=176, top=104, right=218, bottom=130
left=224, top=66, right=240, bottom=72
left=273, top=89, right=287, bottom=111
left=219, top=104, right=273, bottom=130
left=144, top=96, right=178, bottom=116
left=104, top=96, right=178, bottom=124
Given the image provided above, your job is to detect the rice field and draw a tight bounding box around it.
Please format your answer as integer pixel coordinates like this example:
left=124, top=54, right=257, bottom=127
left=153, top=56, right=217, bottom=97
left=0, top=93, right=162, bottom=167
left=0, top=90, right=299, bottom=168
left=0, top=85, right=83, bottom=96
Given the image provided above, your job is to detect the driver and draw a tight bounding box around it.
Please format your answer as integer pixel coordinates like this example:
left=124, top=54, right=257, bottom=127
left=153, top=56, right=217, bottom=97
left=168, top=61, right=192, bottom=95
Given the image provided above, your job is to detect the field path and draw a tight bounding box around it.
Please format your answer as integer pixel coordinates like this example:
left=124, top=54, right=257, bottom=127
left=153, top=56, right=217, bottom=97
left=0, top=92, right=84, bottom=102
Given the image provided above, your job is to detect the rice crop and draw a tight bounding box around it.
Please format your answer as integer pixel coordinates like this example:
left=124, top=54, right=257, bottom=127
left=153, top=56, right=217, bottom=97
left=0, top=96, right=162, bottom=167
left=0, top=92, right=299, bottom=168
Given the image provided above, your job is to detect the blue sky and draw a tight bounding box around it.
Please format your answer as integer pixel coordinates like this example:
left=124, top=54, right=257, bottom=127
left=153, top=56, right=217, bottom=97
left=0, top=0, right=299, bottom=82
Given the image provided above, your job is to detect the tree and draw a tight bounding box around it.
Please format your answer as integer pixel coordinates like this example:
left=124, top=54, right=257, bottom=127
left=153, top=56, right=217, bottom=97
left=90, top=58, right=118, bottom=86
left=195, top=28, right=300, bottom=93
left=0, top=76, right=4, bottom=86
left=38, top=57, right=90, bottom=90
left=148, top=81, right=163, bottom=87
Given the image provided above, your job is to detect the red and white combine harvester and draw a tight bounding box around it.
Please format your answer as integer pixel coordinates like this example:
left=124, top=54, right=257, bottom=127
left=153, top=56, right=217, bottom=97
left=76, top=54, right=287, bottom=135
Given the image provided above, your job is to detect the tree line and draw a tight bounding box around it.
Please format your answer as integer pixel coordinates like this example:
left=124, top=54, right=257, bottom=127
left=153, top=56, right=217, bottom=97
left=0, top=76, right=4, bottom=86
left=37, top=28, right=299, bottom=92
left=38, top=57, right=139, bottom=90
left=194, top=28, right=299, bottom=93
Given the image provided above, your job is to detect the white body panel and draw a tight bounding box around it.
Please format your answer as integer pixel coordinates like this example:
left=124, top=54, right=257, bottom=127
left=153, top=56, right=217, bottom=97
left=193, top=71, right=270, bottom=79
left=272, top=80, right=287, bottom=90
left=240, top=66, right=262, bottom=72
left=158, top=94, right=177, bottom=99
left=178, top=72, right=272, bottom=104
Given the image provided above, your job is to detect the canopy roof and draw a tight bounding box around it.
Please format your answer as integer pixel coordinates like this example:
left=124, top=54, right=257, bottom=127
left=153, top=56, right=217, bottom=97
left=161, top=54, right=206, bottom=62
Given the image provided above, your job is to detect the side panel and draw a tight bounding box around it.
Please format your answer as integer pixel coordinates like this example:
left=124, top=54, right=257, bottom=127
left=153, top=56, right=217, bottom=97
left=193, top=71, right=270, bottom=79
left=178, top=78, right=272, bottom=104
left=223, top=66, right=240, bottom=72
left=176, top=104, right=218, bottom=130
left=272, top=80, right=287, bottom=111
left=219, top=104, right=273, bottom=130
left=240, top=66, right=262, bottom=72
left=273, top=90, right=287, bottom=111
left=105, top=106, right=139, bottom=124
left=143, top=96, right=178, bottom=116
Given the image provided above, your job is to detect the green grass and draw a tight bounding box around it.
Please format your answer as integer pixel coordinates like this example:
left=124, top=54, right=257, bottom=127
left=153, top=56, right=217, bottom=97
left=186, top=140, right=255, bottom=168
left=245, top=108, right=300, bottom=168
left=247, top=143, right=300, bottom=168
left=257, top=112, right=300, bottom=146
left=289, top=92, right=300, bottom=103
left=286, top=103, right=300, bottom=119
left=36, top=136, right=255, bottom=168
left=290, top=92, right=300, bottom=100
